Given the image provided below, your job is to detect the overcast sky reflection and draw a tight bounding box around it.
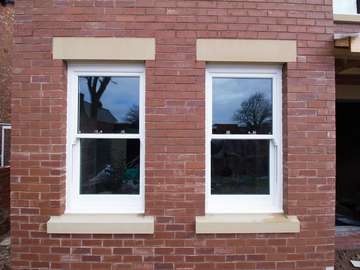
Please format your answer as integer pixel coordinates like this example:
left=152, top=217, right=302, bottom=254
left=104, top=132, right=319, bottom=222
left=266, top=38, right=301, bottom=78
left=212, top=77, right=272, bottom=124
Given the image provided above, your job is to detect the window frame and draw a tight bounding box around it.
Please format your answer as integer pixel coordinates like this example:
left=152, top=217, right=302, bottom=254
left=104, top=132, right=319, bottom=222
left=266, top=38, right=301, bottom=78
left=205, top=64, right=283, bottom=214
left=333, top=0, right=359, bottom=15
left=66, top=62, right=145, bottom=214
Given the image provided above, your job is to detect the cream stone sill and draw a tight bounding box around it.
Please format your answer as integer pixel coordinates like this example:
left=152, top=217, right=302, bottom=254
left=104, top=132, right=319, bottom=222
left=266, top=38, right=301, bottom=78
left=334, top=14, right=360, bottom=23
left=47, top=214, right=154, bottom=234
left=196, top=214, right=300, bottom=234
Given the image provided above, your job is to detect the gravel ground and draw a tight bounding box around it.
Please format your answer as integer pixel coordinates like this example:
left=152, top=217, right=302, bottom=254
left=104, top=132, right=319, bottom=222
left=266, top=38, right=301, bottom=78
left=0, top=234, right=9, bottom=270
left=336, top=249, right=360, bottom=270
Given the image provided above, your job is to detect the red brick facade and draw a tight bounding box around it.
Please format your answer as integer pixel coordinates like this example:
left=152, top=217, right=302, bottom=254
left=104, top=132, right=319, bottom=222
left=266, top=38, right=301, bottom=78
left=336, top=230, right=360, bottom=250
left=335, top=22, right=360, bottom=34
left=11, top=1, right=336, bottom=269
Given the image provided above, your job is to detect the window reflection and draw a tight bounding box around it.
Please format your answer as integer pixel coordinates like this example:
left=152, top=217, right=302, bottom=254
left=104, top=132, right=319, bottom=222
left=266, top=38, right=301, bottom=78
left=212, top=78, right=272, bottom=134
left=78, top=76, right=140, bottom=134
left=211, top=140, right=270, bottom=195
left=80, top=139, right=140, bottom=195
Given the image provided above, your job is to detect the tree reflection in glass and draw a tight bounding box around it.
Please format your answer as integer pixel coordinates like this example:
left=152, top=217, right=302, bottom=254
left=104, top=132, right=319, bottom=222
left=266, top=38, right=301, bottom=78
left=232, top=92, right=272, bottom=134
left=77, top=76, right=141, bottom=195
left=78, top=76, right=140, bottom=134
left=212, top=78, right=272, bottom=134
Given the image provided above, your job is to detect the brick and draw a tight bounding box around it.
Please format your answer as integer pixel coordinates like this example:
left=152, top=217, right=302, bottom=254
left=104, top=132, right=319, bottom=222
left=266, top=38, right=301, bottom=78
left=9, top=0, right=339, bottom=269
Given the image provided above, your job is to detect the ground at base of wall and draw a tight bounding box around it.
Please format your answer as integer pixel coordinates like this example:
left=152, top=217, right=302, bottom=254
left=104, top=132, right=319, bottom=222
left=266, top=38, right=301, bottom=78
left=336, top=249, right=360, bottom=270
left=0, top=233, right=9, bottom=270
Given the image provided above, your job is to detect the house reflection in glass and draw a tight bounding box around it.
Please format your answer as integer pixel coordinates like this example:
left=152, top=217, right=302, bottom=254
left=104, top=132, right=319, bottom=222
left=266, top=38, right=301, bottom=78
left=78, top=76, right=140, bottom=134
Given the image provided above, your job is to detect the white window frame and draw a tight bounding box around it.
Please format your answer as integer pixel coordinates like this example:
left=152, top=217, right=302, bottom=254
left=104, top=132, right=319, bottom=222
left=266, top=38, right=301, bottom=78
left=1, top=124, right=11, bottom=167
left=205, top=64, right=283, bottom=214
left=66, top=62, right=145, bottom=214
left=333, top=0, right=358, bottom=15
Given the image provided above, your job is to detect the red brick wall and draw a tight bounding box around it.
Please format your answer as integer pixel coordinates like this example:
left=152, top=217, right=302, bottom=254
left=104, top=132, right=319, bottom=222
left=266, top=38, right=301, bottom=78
left=336, top=230, right=360, bottom=250
left=11, top=1, right=336, bottom=269
left=0, top=166, right=10, bottom=235
left=335, top=22, right=360, bottom=34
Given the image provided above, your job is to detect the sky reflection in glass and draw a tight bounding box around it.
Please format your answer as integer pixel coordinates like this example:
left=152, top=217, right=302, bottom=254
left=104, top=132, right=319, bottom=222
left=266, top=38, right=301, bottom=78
left=212, top=78, right=272, bottom=134
left=78, top=76, right=140, bottom=134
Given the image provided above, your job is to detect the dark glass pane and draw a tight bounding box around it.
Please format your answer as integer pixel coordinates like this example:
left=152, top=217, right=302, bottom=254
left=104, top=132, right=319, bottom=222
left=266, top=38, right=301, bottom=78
left=78, top=76, right=140, bottom=134
left=336, top=102, right=360, bottom=226
left=3, top=129, right=10, bottom=166
left=211, top=140, right=269, bottom=195
left=80, top=139, right=140, bottom=195
left=212, top=78, right=272, bottom=134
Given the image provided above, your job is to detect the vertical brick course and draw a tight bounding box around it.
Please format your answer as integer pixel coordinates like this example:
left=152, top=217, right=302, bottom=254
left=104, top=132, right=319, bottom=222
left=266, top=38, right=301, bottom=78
left=11, top=0, right=336, bottom=269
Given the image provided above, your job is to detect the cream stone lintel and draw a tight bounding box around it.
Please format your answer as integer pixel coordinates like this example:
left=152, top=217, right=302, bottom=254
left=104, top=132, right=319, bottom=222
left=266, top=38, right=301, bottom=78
left=196, top=39, right=297, bottom=63
left=196, top=214, right=300, bottom=234
left=47, top=214, right=154, bottom=234
left=53, top=37, right=156, bottom=60
left=334, top=14, right=360, bottom=24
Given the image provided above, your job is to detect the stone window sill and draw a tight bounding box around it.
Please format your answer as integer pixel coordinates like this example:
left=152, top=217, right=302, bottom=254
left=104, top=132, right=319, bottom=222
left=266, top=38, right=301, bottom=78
left=334, top=14, right=360, bottom=24
left=196, top=214, right=300, bottom=234
left=47, top=214, right=154, bottom=234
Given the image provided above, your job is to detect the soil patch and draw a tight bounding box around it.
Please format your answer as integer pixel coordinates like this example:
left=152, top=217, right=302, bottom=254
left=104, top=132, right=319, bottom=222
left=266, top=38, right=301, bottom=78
left=336, top=249, right=360, bottom=270
left=0, top=231, right=9, bottom=270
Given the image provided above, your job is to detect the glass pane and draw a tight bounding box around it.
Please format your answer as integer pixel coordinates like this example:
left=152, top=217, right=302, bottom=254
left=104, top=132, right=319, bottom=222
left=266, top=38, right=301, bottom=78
left=80, top=139, right=140, bottom=195
left=211, top=140, right=269, bottom=195
left=3, top=129, right=10, bottom=166
left=212, top=78, right=272, bottom=134
left=78, top=76, right=140, bottom=134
